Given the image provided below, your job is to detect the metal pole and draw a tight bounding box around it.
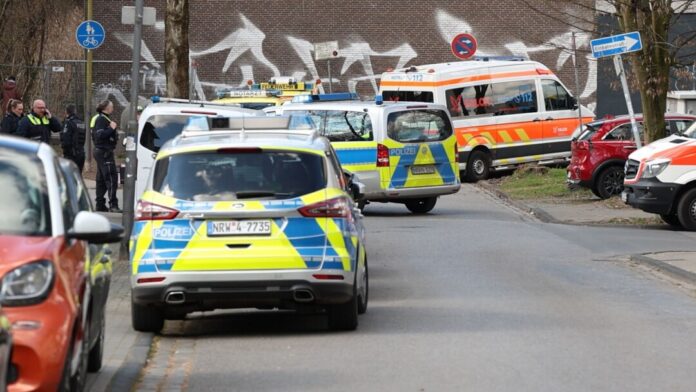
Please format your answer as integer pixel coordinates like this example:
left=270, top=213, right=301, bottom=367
left=327, top=59, right=332, bottom=93
left=85, top=0, right=93, bottom=168
left=613, top=55, right=641, bottom=148
left=121, top=0, right=143, bottom=256
left=571, top=32, right=584, bottom=134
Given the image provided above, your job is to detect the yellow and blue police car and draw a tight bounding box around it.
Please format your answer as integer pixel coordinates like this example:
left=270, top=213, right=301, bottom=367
left=130, top=118, right=368, bottom=332
left=279, top=94, right=461, bottom=213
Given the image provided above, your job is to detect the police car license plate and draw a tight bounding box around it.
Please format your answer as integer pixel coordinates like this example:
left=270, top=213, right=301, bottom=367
left=411, top=165, right=436, bottom=175
left=207, top=220, right=272, bottom=236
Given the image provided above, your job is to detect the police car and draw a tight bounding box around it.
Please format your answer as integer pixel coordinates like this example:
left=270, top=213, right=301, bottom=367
left=279, top=94, right=461, bottom=213
left=130, top=120, right=368, bottom=332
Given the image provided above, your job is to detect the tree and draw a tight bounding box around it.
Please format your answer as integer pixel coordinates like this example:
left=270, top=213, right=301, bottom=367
left=165, top=0, right=189, bottom=99
left=522, top=0, right=696, bottom=143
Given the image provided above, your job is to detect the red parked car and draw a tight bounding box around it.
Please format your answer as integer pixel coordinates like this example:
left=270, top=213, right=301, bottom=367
left=567, top=114, right=696, bottom=199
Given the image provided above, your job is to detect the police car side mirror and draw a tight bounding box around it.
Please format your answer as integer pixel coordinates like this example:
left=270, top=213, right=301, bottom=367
left=350, top=180, right=366, bottom=202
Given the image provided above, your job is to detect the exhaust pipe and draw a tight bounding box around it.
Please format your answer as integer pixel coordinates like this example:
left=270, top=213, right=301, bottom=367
left=292, top=289, right=315, bottom=303
left=165, top=291, right=186, bottom=304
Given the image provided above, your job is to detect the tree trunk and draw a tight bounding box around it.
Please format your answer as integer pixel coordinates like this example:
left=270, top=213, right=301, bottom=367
left=616, top=0, right=672, bottom=143
left=165, top=0, right=189, bottom=99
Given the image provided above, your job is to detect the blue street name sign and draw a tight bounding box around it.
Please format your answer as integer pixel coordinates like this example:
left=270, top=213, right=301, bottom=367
left=76, top=20, right=106, bottom=50
left=590, top=31, right=642, bottom=59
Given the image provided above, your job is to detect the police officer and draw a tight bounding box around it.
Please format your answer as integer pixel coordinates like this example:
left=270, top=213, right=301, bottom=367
left=61, top=104, right=86, bottom=173
left=15, top=99, right=61, bottom=141
left=91, top=99, right=121, bottom=213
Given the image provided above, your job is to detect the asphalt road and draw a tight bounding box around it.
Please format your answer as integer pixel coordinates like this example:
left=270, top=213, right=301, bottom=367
left=130, top=184, right=696, bottom=391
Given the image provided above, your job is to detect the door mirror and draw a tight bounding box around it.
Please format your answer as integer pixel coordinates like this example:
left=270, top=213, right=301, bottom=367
left=342, top=169, right=365, bottom=201
left=68, top=211, right=124, bottom=244
left=570, top=96, right=579, bottom=110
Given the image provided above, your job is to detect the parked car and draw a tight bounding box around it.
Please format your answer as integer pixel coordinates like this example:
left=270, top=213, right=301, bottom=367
left=567, top=114, right=696, bottom=198
left=0, top=308, right=12, bottom=391
left=0, top=135, right=123, bottom=391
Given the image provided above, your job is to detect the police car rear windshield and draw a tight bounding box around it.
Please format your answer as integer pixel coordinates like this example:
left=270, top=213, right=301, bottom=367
left=0, top=149, right=51, bottom=236
left=387, top=109, right=453, bottom=143
left=290, top=110, right=373, bottom=142
left=382, top=91, right=434, bottom=103
left=152, top=150, right=326, bottom=201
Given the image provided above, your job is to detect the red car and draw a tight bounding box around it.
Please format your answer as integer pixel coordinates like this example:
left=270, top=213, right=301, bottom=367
left=567, top=114, right=696, bottom=199
left=0, top=136, right=122, bottom=391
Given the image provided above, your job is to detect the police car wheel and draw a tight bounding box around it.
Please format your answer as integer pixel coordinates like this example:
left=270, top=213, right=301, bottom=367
left=131, top=300, right=164, bottom=333
left=405, top=197, right=437, bottom=214
left=358, top=256, right=368, bottom=315
left=87, top=312, right=105, bottom=372
left=464, top=150, right=490, bottom=183
left=677, top=188, right=696, bottom=231
left=327, top=280, right=359, bottom=331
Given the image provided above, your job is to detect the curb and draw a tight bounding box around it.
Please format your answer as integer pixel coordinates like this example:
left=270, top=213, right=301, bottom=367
left=630, top=254, right=696, bottom=285
left=474, top=181, right=668, bottom=230
left=105, top=332, right=154, bottom=391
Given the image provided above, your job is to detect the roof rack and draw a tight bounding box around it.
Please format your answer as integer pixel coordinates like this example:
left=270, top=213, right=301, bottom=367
left=180, top=128, right=319, bottom=142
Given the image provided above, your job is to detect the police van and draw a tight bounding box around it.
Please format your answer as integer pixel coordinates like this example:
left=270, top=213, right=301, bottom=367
left=279, top=93, right=460, bottom=213
left=379, top=59, right=595, bottom=181
left=214, top=76, right=316, bottom=110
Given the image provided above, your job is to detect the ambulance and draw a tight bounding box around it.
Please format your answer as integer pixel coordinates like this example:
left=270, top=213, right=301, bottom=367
left=623, top=122, right=696, bottom=230
left=214, top=77, right=316, bottom=110
left=379, top=59, right=595, bottom=181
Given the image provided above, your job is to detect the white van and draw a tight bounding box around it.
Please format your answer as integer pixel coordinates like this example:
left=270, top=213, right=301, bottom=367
left=135, top=99, right=261, bottom=203
left=379, top=59, right=594, bottom=181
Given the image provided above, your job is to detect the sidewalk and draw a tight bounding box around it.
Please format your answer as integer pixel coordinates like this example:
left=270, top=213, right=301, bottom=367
left=475, top=182, right=696, bottom=286
left=84, top=179, right=151, bottom=392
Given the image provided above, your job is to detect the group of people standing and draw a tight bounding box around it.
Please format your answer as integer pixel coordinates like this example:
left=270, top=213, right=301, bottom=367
left=1, top=77, right=122, bottom=212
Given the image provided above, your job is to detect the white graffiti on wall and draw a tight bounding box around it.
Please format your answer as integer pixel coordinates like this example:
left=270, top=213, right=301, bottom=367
left=98, top=10, right=596, bottom=111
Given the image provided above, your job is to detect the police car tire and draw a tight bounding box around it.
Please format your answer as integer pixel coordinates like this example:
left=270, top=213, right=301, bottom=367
left=405, top=197, right=437, bottom=214
left=327, top=281, right=358, bottom=331
left=677, top=188, right=696, bottom=231
left=87, top=312, right=105, bottom=372
left=131, top=301, right=164, bottom=333
left=357, top=256, right=368, bottom=315
left=464, top=150, right=491, bottom=183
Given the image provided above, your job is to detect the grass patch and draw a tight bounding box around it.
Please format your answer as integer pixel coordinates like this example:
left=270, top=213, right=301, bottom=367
left=498, top=167, right=592, bottom=200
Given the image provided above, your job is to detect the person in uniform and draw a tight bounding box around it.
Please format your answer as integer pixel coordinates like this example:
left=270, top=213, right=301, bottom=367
left=15, top=99, right=61, bottom=142
left=91, top=100, right=121, bottom=212
left=60, top=104, right=86, bottom=173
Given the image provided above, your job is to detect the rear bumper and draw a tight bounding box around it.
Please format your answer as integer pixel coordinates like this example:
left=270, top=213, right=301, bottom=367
left=131, top=270, right=355, bottom=311
left=623, top=178, right=680, bottom=215
left=366, top=183, right=460, bottom=201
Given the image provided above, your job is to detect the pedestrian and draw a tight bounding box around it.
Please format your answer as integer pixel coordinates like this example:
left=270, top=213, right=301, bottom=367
left=15, top=99, right=61, bottom=142
left=60, top=104, right=86, bottom=173
left=0, top=99, right=24, bottom=135
left=1, top=76, right=21, bottom=118
left=91, top=99, right=121, bottom=212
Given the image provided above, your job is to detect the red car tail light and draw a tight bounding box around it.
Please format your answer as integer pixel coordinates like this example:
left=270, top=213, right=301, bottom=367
left=135, top=200, right=179, bottom=221
left=298, top=197, right=350, bottom=218
left=376, top=143, right=390, bottom=167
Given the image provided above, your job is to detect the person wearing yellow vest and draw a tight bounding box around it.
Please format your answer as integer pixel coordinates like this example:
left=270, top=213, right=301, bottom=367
left=91, top=99, right=121, bottom=213
left=15, top=99, right=61, bottom=142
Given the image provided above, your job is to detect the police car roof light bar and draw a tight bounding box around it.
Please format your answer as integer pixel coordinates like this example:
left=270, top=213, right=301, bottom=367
left=290, top=92, right=359, bottom=103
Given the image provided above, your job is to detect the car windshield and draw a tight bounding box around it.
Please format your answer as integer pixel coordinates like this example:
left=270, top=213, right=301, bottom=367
left=290, top=110, right=373, bottom=142
left=0, top=149, right=50, bottom=236
left=387, top=109, right=453, bottom=143
left=152, top=149, right=326, bottom=201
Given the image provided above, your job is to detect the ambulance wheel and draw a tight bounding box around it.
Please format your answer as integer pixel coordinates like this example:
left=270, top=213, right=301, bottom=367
left=593, top=165, right=624, bottom=199
left=465, top=150, right=490, bottom=182
left=405, top=197, right=437, bottom=214
left=327, top=276, right=358, bottom=331
left=677, top=188, right=696, bottom=231
left=131, top=299, right=164, bottom=333
left=660, top=213, right=682, bottom=228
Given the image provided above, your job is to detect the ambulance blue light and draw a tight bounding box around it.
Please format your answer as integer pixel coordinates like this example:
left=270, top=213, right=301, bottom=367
left=291, top=93, right=358, bottom=103
left=151, top=95, right=161, bottom=103
left=375, top=95, right=384, bottom=105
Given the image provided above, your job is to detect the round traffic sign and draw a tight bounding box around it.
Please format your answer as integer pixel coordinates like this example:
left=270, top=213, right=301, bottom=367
left=451, top=33, right=477, bottom=60
left=76, top=20, right=106, bottom=50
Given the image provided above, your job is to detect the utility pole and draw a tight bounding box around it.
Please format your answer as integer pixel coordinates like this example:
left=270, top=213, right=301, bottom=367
left=84, top=0, right=93, bottom=168
left=572, top=32, right=583, bottom=135
left=121, top=0, right=144, bottom=257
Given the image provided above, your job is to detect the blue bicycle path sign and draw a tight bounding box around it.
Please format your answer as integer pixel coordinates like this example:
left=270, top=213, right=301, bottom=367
left=76, top=20, right=105, bottom=50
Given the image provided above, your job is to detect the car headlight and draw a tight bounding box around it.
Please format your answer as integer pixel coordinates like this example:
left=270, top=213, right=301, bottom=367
left=642, top=159, right=671, bottom=179
left=0, top=260, right=54, bottom=306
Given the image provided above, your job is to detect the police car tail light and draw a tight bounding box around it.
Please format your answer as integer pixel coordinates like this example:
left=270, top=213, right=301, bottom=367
left=135, top=200, right=179, bottom=221
left=376, top=143, right=390, bottom=167
left=298, top=197, right=350, bottom=218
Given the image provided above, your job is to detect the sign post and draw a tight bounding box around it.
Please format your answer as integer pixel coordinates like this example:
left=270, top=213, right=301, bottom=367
left=314, top=41, right=339, bottom=93
left=76, top=19, right=105, bottom=168
left=591, top=31, right=643, bottom=148
left=450, top=33, right=477, bottom=60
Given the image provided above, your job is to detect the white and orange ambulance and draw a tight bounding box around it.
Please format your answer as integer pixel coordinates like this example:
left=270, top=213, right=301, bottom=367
left=379, top=59, right=594, bottom=181
left=623, top=122, right=696, bottom=230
